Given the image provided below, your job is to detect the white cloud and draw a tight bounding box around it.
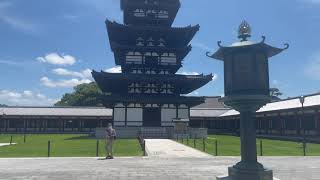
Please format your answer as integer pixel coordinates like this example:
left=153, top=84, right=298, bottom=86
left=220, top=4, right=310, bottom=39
left=178, top=71, right=200, bottom=75
left=271, top=80, right=280, bottom=87
left=305, top=52, right=320, bottom=80
left=0, top=59, right=21, bottom=66
left=0, top=90, right=58, bottom=106
left=37, top=53, right=76, bottom=66
left=0, top=2, right=38, bottom=33
left=40, top=77, right=92, bottom=88
left=104, top=66, right=122, bottom=73
left=0, top=2, right=12, bottom=9
left=78, top=0, right=122, bottom=21
left=299, top=0, right=320, bottom=4
left=212, top=74, right=218, bottom=81
left=62, top=14, right=80, bottom=22
left=0, top=15, right=36, bottom=32
left=52, top=68, right=92, bottom=79
left=192, top=42, right=213, bottom=52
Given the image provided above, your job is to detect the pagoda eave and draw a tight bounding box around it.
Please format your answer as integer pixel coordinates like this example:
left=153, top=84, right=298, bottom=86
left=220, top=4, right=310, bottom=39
left=92, top=71, right=213, bottom=95
left=121, top=64, right=182, bottom=74
left=111, top=43, right=192, bottom=66
left=121, top=0, right=181, bottom=11
left=207, top=40, right=289, bottom=60
left=101, top=94, right=205, bottom=107
left=106, top=20, right=200, bottom=47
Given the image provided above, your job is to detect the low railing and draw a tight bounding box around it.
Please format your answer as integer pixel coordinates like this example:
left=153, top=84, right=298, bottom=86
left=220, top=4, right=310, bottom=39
left=175, top=135, right=315, bottom=156
left=139, top=127, right=169, bottom=139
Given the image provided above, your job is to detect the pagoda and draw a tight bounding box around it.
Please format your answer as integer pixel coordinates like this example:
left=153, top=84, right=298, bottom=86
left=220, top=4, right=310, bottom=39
left=92, top=0, right=212, bottom=127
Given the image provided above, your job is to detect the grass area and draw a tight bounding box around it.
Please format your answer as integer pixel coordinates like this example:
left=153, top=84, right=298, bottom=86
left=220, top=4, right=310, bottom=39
left=177, top=135, right=320, bottom=156
left=0, top=134, right=143, bottom=158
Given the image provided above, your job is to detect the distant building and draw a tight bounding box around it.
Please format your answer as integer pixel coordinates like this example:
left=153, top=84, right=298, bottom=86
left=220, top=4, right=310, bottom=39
left=191, top=93, right=320, bottom=137
left=1, top=93, right=319, bottom=137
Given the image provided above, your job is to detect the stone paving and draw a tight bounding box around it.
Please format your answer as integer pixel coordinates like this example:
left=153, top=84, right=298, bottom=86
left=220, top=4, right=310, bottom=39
left=0, top=157, right=319, bottom=180
left=145, top=139, right=211, bottom=158
left=0, top=143, right=16, bottom=147
left=0, top=140, right=319, bottom=180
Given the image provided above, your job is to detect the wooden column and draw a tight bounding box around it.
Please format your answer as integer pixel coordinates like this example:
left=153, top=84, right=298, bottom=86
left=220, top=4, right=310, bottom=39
left=62, top=119, right=65, bottom=132
left=269, top=117, right=273, bottom=135
left=125, top=105, right=128, bottom=127
left=59, top=117, right=62, bottom=132
left=7, top=119, right=10, bottom=132
left=284, top=113, right=288, bottom=136
left=23, top=119, right=27, bottom=133
left=4, top=119, right=7, bottom=132
left=294, top=112, right=300, bottom=135
left=316, top=110, right=320, bottom=135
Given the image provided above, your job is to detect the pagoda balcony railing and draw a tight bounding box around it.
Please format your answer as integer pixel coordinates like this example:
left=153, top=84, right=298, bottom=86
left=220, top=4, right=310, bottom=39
left=121, top=0, right=181, bottom=11
left=106, top=20, right=200, bottom=42
left=133, top=9, right=169, bottom=19
left=111, top=42, right=192, bottom=52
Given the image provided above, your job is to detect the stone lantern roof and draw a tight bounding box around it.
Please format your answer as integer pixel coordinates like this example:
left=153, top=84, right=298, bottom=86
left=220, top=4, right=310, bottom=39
left=206, top=21, right=289, bottom=61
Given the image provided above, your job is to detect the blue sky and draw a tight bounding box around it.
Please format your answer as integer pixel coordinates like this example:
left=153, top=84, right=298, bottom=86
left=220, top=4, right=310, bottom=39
left=0, top=0, right=319, bottom=106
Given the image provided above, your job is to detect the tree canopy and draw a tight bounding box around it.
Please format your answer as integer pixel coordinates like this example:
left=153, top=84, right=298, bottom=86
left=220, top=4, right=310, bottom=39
left=269, top=88, right=283, bottom=101
left=55, top=82, right=104, bottom=107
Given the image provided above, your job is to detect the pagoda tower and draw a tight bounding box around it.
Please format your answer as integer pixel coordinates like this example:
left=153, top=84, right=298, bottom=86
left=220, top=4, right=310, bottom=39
left=92, top=0, right=212, bottom=127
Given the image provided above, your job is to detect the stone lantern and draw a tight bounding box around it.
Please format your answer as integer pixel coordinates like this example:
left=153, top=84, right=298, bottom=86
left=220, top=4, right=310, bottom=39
left=207, top=21, right=289, bottom=180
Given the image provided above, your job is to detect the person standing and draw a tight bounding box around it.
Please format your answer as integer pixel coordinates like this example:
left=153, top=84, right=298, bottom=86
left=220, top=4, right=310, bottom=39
left=105, top=123, right=116, bottom=159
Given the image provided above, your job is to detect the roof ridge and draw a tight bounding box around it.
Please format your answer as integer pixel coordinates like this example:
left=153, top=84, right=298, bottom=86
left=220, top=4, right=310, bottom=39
left=1, top=106, right=108, bottom=109
left=272, top=92, right=320, bottom=103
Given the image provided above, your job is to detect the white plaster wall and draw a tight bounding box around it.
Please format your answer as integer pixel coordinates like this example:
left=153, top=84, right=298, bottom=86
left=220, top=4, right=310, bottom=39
left=178, top=108, right=189, bottom=119
left=161, top=109, right=176, bottom=126
left=114, top=108, right=125, bottom=126
left=127, top=108, right=143, bottom=126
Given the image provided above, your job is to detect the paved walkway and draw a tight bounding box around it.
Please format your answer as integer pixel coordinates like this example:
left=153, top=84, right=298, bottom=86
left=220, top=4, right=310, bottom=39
left=0, top=143, right=16, bottom=147
left=0, top=157, right=319, bottom=180
left=0, top=140, right=319, bottom=179
left=144, top=139, right=211, bottom=158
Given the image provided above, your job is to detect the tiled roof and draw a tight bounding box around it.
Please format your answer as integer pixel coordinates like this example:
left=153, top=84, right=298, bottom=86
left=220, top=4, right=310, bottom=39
left=192, top=97, right=226, bottom=109
left=220, top=93, right=320, bottom=117
left=1, top=94, right=319, bottom=118
left=190, top=109, right=229, bottom=118
left=0, top=107, right=112, bottom=117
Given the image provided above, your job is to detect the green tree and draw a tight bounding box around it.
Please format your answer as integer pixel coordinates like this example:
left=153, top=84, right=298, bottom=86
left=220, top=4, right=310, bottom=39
left=269, top=88, right=283, bottom=101
left=55, top=82, right=104, bottom=107
left=0, top=104, right=7, bottom=107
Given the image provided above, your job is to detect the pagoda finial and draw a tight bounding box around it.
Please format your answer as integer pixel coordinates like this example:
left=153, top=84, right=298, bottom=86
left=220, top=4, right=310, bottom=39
left=238, top=20, right=251, bottom=42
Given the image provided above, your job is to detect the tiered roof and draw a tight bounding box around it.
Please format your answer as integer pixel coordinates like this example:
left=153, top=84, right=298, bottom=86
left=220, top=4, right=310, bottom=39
left=92, top=0, right=212, bottom=106
left=92, top=71, right=213, bottom=95
left=120, top=0, right=181, bottom=26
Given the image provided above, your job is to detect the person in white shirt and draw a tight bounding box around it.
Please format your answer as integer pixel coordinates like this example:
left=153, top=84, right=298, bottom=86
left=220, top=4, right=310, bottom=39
left=105, top=123, right=116, bottom=159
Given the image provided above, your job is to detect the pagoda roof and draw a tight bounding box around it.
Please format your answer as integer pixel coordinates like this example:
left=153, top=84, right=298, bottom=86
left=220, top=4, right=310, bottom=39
left=121, top=0, right=181, bottom=11
left=92, top=71, right=213, bottom=95
left=111, top=42, right=192, bottom=66
left=106, top=20, right=200, bottom=48
left=100, top=94, right=205, bottom=107
left=121, top=0, right=181, bottom=27
left=121, top=64, right=183, bottom=74
left=206, top=36, right=289, bottom=61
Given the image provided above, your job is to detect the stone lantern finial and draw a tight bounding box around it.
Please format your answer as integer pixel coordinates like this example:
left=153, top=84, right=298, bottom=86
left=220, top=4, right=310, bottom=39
left=238, top=20, right=251, bottom=41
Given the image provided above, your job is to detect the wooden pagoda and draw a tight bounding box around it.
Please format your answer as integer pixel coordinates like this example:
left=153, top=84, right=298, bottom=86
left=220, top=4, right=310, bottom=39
left=92, top=0, right=212, bottom=127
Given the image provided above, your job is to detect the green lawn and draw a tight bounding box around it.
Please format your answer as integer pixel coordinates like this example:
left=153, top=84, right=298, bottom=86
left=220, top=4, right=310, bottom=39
left=0, top=134, right=143, bottom=158
left=178, top=135, right=320, bottom=156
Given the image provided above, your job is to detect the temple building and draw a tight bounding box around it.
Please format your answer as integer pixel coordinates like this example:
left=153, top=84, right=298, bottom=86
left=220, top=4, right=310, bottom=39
left=1, top=94, right=320, bottom=140
left=92, top=0, right=212, bottom=127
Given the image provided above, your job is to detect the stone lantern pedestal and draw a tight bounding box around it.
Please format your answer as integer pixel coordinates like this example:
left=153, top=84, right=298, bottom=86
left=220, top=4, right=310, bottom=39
left=217, top=96, right=273, bottom=180
left=207, top=21, right=288, bottom=180
left=173, top=118, right=189, bottom=138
